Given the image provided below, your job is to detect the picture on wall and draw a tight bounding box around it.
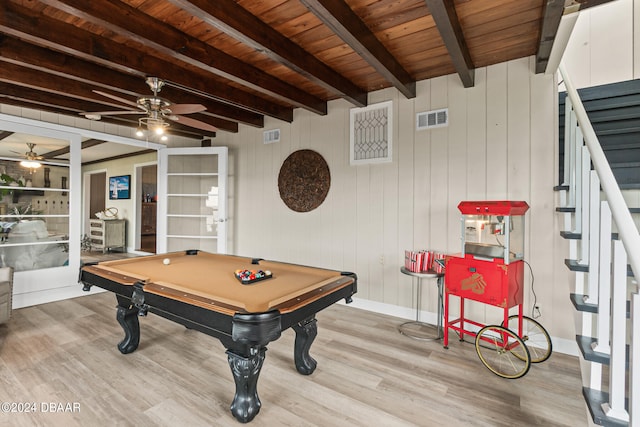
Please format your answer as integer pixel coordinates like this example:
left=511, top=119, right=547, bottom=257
left=109, top=175, right=131, bottom=200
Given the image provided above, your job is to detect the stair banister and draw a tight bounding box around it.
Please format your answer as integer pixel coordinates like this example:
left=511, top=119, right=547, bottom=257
left=559, top=63, right=640, bottom=279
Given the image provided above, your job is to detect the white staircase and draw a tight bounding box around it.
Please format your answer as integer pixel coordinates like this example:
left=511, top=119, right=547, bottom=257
left=557, top=64, right=640, bottom=426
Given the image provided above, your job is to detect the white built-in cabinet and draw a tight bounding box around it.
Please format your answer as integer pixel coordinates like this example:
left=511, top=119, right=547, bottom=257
left=157, top=147, right=227, bottom=254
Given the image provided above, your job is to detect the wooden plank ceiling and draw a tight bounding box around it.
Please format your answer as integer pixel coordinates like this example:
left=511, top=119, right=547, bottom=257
left=0, top=0, right=611, bottom=141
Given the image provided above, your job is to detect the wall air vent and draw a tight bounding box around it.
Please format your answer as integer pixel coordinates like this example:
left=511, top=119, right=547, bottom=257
left=416, top=108, right=448, bottom=130
left=263, top=129, right=280, bottom=144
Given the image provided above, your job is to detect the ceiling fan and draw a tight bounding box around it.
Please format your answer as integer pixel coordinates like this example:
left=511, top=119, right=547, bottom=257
left=82, top=77, right=218, bottom=135
left=12, top=143, right=44, bottom=169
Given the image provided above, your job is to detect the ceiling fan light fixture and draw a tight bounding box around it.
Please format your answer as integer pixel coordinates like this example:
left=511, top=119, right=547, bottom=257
left=137, top=117, right=169, bottom=139
left=20, top=160, right=42, bottom=169
left=135, top=127, right=145, bottom=137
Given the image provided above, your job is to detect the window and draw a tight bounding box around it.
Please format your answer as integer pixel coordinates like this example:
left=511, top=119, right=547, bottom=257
left=350, top=100, right=393, bottom=165
left=0, top=159, right=70, bottom=272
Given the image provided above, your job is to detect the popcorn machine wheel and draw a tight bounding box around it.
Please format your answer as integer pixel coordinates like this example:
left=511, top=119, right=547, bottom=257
left=443, top=201, right=552, bottom=379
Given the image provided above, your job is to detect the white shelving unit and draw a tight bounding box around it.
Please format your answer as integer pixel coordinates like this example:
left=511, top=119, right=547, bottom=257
left=158, top=147, right=227, bottom=254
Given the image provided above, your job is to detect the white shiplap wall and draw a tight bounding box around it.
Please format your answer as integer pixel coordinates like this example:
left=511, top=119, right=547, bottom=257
left=216, top=56, right=575, bottom=346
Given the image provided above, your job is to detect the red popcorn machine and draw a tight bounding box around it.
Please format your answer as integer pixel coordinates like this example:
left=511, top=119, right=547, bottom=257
left=443, top=201, right=551, bottom=378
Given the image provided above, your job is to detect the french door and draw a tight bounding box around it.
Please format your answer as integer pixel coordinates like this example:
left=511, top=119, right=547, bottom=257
left=157, top=146, right=227, bottom=254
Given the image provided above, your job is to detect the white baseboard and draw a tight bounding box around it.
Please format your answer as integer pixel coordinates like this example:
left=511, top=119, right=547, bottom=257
left=344, top=297, right=579, bottom=357
left=12, top=285, right=105, bottom=310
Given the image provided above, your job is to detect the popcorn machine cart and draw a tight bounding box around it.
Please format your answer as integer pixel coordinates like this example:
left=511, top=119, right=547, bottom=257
left=444, top=201, right=551, bottom=379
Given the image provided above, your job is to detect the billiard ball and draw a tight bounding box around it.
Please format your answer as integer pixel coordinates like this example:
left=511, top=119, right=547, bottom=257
left=163, top=258, right=171, bottom=265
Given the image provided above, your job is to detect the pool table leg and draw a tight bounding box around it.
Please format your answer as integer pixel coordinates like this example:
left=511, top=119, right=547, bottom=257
left=226, top=347, right=266, bottom=424
left=292, top=316, right=318, bottom=375
left=116, top=297, right=140, bottom=354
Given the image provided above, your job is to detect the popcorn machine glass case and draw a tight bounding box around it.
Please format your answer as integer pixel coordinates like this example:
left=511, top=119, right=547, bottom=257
left=459, top=200, right=528, bottom=265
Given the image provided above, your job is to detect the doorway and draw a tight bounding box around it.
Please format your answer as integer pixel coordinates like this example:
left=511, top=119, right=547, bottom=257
left=138, top=164, right=157, bottom=253
left=89, top=172, right=106, bottom=219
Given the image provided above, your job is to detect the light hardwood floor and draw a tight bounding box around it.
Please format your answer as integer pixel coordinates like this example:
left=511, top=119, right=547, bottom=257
left=0, top=292, right=586, bottom=426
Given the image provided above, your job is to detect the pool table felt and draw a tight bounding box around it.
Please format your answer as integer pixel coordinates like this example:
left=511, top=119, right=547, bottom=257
left=86, top=252, right=352, bottom=314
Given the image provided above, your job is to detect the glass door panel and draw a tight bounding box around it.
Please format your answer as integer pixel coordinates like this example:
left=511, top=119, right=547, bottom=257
left=0, top=160, right=71, bottom=272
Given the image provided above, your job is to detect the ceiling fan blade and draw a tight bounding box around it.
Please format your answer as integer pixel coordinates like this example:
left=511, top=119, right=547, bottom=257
left=168, top=104, right=207, bottom=115
left=79, top=110, right=144, bottom=116
left=168, top=115, right=218, bottom=132
left=93, top=90, right=142, bottom=109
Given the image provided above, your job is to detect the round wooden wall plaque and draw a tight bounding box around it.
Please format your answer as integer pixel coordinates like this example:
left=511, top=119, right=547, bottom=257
left=278, top=149, right=331, bottom=212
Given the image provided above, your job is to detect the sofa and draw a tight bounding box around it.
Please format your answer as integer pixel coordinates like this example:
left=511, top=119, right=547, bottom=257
left=0, top=267, right=13, bottom=324
left=0, top=220, right=68, bottom=272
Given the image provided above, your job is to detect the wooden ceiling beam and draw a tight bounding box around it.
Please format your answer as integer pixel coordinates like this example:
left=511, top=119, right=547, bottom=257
left=166, top=0, right=368, bottom=107
left=0, top=95, right=209, bottom=139
left=0, top=2, right=293, bottom=122
left=424, top=0, right=474, bottom=88
left=41, top=139, right=106, bottom=159
left=0, top=131, right=14, bottom=141
left=0, top=61, right=124, bottom=106
left=300, top=0, right=415, bottom=99
left=535, top=0, right=566, bottom=74
left=0, top=35, right=263, bottom=128
left=0, top=74, right=234, bottom=135
left=39, top=0, right=326, bottom=115
left=0, top=61, right=234, bottom=133
left=0, top=81, right=109, bottom=115
left=82, top=149, right=156, bottom=166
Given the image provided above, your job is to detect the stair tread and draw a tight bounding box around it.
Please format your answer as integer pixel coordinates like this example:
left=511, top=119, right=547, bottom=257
left=582, top=387, right=629, bottom=427
left=577, top=335, right=630, bottom=368
left=576, top=335, right=610, bottom=365
left=570, top=293, right=598, bottom=313
left=565, top=259, right=589, bottom=272
left=571, top=293, right=632, bottom=317
left=552, top=202, right=640, bottom=214
left=560, top=231, right=581, bottom=240
left=564, top=259, right=634, bottom=276
left=556, top=206, right=575, bottom=213
left=560, top=231, right=622, bottom=240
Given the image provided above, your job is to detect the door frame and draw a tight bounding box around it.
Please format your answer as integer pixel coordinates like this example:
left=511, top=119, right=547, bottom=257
left=133, top=160, right=158, bottom=253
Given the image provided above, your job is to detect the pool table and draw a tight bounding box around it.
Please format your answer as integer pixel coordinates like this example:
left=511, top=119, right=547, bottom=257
left=79, top=250, right=357, bottom=423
